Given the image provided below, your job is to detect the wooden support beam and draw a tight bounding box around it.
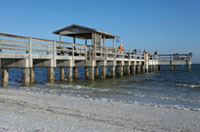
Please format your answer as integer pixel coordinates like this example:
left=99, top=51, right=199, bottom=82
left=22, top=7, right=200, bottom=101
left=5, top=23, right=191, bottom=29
left=85, top=39, right=87, bottom=45
left=22, top=68, right=30, bottom=87
left=118, top=66, right=123, bottom=77
left=171, top=65, right=175, bottom=72
left=59, top=67, right=65, bottom=80
left=73, top=36, right=76, bottom=44
left=47, top=67, right=55, bottom=83
left=145, top=65, right=149, bottom=73
left=187, top=64, right=191, bottom=72
left=153, top=65, right=156, bottom=71
left=149, top=65, right=152, bottom=72
left=155, top=65, right=159, bottom=71
left=103, top=35, right=105, bottom=47
left=125, top=66, right=130, bottom=75
left=30, top=68, right=35, bottom=84
left=1, top=68, right=8, bottom=87
left=113, top=38, right=115, bottom=48
left=131, top=65, right=136, bottom=75
left=59, top=35, right=62, bottom=46
left=59, top=35, right=62, bottom=41
left=73, top=66, right=78, bottom=79
left=158, top=65, right=161, bottom=71
left=95, top=67, right=99, bottom=77
left=101, top=66, right=107, bottom=79
left=111, top=66, right=116, bottom=78
left=141, top=65, right=145, bottom=73
left=84, top=67, right=89, bottom=79
left=67, top=67, right=73, bottom=82
left=137, top=65, right=141, bottom=74
left=89, top=66, right=95, bottom=80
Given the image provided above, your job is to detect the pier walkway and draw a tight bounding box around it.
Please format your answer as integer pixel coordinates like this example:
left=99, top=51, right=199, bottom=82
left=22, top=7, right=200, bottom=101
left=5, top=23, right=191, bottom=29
left=0, top=25, right=192, bottom=86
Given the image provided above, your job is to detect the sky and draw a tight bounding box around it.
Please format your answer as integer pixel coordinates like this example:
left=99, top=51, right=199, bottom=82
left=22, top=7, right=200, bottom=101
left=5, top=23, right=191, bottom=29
left=0, top=0, right=199, bottom=63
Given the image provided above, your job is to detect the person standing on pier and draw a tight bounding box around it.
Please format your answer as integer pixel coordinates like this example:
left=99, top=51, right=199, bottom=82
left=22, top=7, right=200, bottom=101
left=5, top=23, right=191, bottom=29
left=117, top=44, right=123, bottom=58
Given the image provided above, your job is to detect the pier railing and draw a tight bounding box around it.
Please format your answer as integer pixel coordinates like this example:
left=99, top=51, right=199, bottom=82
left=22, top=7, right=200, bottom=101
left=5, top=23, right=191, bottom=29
left=158, top=53, right=192, bottom=61
left=0, top=32, right=146, bottom=60
left=87, top=44, right=145, bottom=60
left=0, top=33, right=88, bottom=58
left=1, top=32, right=192, bottom=64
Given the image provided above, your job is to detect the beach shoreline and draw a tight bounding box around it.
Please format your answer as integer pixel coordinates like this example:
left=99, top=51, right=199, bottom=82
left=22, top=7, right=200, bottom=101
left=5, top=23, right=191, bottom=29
left=0, top=88, right=199, bottom=132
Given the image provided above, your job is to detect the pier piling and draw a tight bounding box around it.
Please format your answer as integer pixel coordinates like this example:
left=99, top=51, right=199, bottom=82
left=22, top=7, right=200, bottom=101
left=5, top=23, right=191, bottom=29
left=67, top=67, right=73, bottom=82
left=73, top=66, right=78, bottom=79
left=47, top=67, right=55, bottom=83
left=110, top=66, right=116, bottom=78
left=187, top=64, right=191, bottom=72
left=30, top=68, right=35, bottom=84
left=1, top=68, right=8, bottom=87
left=59, top=67, right=65, bottom=80
left=22, top=68, right=30, bottom=87
left=131, top=65, right=136, bottom=75
left=125, top=66, right=131, bottom=75
left=141, top=65, right=145, bottom=73
left=84, top=67, right=89, bottom=79
left=89, top=66, right=95, bottom=80
left=118, top=66, right=123, bottom=76
left=95, top=67, right=99, bottom=77
left=171, top=65, right=175, bottom=72
left=137, top=62, right=141, bottom=74
left=101, top=66, right=107, bottom=79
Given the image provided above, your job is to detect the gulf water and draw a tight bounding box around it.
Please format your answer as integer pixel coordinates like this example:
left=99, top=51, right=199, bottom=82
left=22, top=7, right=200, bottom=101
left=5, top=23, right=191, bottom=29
left=2, top=64, right=200, bottom=111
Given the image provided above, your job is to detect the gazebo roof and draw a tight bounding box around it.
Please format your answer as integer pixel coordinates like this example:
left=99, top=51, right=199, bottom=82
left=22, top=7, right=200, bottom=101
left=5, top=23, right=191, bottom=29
left=53, top=24, right=116, bottom=39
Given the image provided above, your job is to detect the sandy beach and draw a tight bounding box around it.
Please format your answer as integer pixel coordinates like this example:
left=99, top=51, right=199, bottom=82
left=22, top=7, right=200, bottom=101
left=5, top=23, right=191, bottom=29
left=0, top=88, right=199, bottom=132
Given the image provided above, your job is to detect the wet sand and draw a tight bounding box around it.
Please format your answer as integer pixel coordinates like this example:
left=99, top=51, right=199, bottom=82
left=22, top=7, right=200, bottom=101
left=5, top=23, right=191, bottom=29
left=0, top=89, right=199, bottom=132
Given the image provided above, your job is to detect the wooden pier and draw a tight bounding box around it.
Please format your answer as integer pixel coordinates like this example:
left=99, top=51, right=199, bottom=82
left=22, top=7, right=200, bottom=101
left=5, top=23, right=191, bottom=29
left=0, top=25, right=192, bottom=87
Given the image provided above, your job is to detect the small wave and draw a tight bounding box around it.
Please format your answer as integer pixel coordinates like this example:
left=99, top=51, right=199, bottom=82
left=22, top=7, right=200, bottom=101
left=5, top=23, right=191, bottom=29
left=120, top=100, right=200, bottom=112
left=176, top=84, right=200, bottom=88
left=46, top=83, right=111, bottom=92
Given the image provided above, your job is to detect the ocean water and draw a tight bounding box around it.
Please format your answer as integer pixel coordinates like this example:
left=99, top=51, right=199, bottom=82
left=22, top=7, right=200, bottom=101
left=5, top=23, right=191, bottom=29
left=1, top=64, right=200, bottom=111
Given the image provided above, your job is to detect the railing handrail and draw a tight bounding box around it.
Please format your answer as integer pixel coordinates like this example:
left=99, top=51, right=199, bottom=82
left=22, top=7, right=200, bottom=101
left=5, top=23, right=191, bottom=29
left=1, top=32, right=191, bottom=62
left=0, top=32, right=87, bottom=48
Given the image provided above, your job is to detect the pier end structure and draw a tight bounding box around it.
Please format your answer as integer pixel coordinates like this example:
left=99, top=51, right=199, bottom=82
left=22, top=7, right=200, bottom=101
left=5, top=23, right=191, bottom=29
left=0, top=24, right=192, bottom=86
left=157, top=53, right=192, bottom=72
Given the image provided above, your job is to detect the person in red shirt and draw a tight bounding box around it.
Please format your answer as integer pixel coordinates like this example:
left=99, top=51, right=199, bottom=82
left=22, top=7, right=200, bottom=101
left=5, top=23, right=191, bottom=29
left=117, top=44, right=123, bottom=58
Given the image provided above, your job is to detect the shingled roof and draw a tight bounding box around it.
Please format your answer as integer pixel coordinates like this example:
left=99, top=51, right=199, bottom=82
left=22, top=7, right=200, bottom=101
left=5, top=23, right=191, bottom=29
left=53, top=24, right=116, bottom=39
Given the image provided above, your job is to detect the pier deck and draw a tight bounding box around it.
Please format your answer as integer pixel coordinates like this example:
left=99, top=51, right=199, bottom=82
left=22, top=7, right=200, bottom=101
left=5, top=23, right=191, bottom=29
left=0, top=25, right=192, bottom=86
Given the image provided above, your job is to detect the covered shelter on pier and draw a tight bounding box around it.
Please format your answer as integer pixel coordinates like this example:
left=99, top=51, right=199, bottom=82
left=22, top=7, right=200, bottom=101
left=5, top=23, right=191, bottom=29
left=53, top=24, right=117, bottom=48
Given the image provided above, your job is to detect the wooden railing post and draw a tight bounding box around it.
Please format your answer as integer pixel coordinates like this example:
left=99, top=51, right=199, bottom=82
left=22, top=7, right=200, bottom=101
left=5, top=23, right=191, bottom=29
left=72, top=44, right=74, bottom=57
left=26, top=38, right=30, bottom=54
left=47, top=45, right=49, bottom=55
left=53, top=41, right=56, bottom=67
left=85, top=45, right=87, bottom=60
left=29, top=37, right=32, bottom=68
left=106, top=47, right=108, bottom=59
left=0, top=40, right=2, bottom=52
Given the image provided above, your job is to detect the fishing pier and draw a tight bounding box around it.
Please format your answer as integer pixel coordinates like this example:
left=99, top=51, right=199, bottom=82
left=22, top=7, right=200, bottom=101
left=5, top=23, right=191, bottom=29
left=0, top=25, right=192, bottom=87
